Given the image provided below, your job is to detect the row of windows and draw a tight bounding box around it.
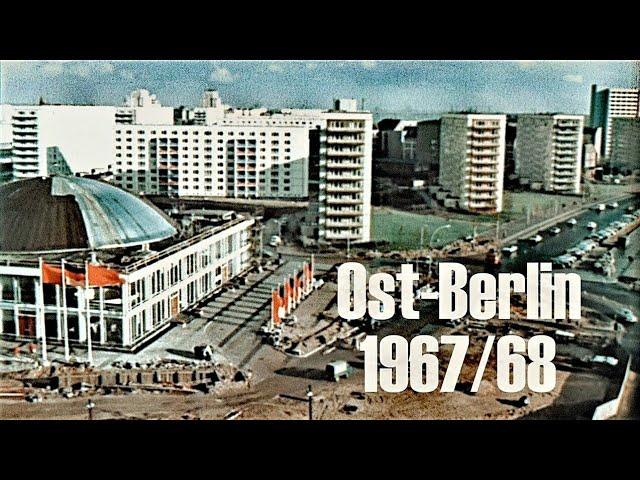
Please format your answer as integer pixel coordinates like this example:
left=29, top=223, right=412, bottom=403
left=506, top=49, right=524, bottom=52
left=115, top=129, right=294, bottom=137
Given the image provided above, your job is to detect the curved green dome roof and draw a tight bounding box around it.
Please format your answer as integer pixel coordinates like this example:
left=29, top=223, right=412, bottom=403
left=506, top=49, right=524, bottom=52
left=0, top=176, right=177, bottom=252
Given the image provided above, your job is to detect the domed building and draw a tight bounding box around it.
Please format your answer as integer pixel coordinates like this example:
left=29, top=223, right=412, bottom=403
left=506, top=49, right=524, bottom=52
left=0, top=176, right=255, bottom=357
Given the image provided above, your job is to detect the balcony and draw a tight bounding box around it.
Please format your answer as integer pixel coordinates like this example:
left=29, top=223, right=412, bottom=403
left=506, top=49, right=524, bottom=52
left=326, top=124, right=365, bottom=133
left=470, top=184, right=496, bottom=192
left=326, top=185, right=363, bottom=194
left=470, top=158, right=498, bottom=166
left=327, top=161, right=363, bottom=169
left=326, top=173, right=364, bottom=181
left=326, top=135, right=364, bottom=145
left=326, top=148, right=364, bottom=157
left=327, top=196, right=362, bottom=205
left=470, top=149, right=499, bottom=156
left=326, top=220, right=363, bottom=228
left=326, top=208, right=362, bottom=217
left=469, top=192, right=496, bottom=200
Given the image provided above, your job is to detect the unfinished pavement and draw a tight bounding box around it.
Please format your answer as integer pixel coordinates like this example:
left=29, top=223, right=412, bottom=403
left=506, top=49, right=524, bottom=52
left=198, top=259, right=331, bottom=369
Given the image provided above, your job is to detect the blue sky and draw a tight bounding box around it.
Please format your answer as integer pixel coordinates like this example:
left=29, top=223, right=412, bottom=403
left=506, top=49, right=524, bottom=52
left=1, top=60, right=636, bottom=118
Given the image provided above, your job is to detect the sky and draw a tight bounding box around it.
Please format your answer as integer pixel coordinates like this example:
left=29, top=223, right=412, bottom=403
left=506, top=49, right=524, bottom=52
left=1, top=60, right=637, bottom=118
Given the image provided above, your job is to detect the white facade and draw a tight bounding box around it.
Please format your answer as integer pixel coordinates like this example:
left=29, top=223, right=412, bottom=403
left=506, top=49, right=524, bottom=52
left=317, top=111, right=373, bottom=243
left=110, top=123, right=311, bottom=199
left=515, top=114, right=583, bottom=195
left=439, top=114, right=506, bottom=214
left=1, top=91, right=373, bottom=243
left=0, top=216, right=254, bottom=350
left=590, top=85, right=640, bottom=158
left=1, top=99, right=174, bottom=180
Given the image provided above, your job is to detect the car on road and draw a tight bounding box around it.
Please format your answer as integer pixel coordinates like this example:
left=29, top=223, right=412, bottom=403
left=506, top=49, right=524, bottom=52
left=501, top=245, right=518, bottom=254
left=269, top=235, right=282, bottom=247
left=527, top=234, right=543, bottom=244
left=586, top=221, right=598, bottom=230
left=613, top=308, right=638, bottom=323
left=548, top=226, right=561, bottom=235
left=566, top=218, right=577, bottom=226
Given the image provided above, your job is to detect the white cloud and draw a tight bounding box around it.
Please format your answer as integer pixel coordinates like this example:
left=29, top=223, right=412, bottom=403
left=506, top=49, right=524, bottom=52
left=120, top=69, right=135, bottom=81
left=41, top=62, right=65, bottom=76
left=563, top=74, right=584, bottom=84
left=267, top=63, right=284, bottom=73
left=99, top=62, right=115, bottom=74
left=516, top=60, right=536, bottom=70
left=360, top=60, right=377, bottom=69
left=210, top=66, right=236, bottom=83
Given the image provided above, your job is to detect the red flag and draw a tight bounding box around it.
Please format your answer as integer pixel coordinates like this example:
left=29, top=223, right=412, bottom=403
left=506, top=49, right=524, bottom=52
left=87, top=264, right=124, bottom=287
left=63, top=263, right=86, bottom=287
left=42, top=262, right=63, bottom=284
left=271, top=289, right=280, bottom=326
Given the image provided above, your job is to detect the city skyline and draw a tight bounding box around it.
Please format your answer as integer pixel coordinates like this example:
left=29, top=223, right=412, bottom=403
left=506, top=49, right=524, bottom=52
left=1, top=60, right=637, bottom=117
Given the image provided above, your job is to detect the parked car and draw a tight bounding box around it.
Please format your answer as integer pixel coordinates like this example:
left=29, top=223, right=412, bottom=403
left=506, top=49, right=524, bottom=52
left=527, top=234, right=543, bottom=244
left=608, top=202, right=619, bottom=209
left=566, top=218, right=577, bottom=226
left=548, top=226, right=561, bottom=235
left=501, top=245, right=518, bottom=254
left=586, top=221, right=598, bottom=230
left=269, top=235, right=282, bottom=247
left=326, top=360, right=353, bottom=382
left=613, top=308, right=638, bottom=323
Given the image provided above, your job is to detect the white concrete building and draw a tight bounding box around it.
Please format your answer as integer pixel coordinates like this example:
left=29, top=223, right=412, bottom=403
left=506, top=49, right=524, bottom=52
left=1, top=90, right=174, bottom=180
left=0, top=176, right=254, bottom=351
left=515, top=114, right=583, bottom=195
left=316, top=109, right=373, bottom=243
left=439, top=114, right=506, bottom=214
left=1, top=91, right=373, bottom=243
left=590, top=85, right=640, bottom=158
left=110, top=123, right=311, bottom=199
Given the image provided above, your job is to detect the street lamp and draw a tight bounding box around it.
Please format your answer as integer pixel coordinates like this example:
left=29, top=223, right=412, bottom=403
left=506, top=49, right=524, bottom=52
left=306, top=385, right=314, bottom=420
left=430, top=224, right=451, bottom=248
left=86, top=398, right=95, bottom=420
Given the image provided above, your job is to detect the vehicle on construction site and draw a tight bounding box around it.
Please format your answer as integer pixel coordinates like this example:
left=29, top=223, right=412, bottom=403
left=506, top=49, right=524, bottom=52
left=326, top=360, right=353, bottom=382
left=484, top=249, right=501, bottom=267
left=194, top=344, right=214, bottom=361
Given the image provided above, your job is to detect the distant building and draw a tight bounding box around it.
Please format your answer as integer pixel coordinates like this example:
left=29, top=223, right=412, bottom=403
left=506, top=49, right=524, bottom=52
left=515, top=114, right=583, bottom=195
left=504, top=114, right=518, bottom=181
left=610, top=118, right=640, bottom=172
left=2, top=91, right=373, bottom=244
left=415, top=119, right=440, bottom=178
left=439, top=114, right=506, bottom=214
left=0, top=176, right=254, bottom=352
left=589, top=84, right=640, bottom=158
left=375, top=119, right=418, bottom=160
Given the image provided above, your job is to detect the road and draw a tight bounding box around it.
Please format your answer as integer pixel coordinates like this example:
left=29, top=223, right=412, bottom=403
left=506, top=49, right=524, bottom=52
left=500, top=196, right=640, bottom=273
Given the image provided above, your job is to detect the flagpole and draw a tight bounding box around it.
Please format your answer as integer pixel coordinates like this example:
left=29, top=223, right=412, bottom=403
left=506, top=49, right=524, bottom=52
left=38, top=258, right=48, bottom=363
left=85, top=261, right=93, bottom=366
left=61, top=259, right=69, bottom=361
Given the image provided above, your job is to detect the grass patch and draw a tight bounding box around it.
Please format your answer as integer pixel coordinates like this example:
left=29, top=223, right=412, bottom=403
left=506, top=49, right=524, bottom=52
left=372, top=207, right=494, bottom=249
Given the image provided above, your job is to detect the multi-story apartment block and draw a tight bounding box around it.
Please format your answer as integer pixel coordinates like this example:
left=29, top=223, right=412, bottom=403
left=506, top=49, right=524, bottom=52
left=110, top=123, right=311, bottom=199
left=2, top=90, right=373, bottom=244
left=590, top=84, right=640, bottom=158
left=439, top=114, right=506, bottom=214
left=316, top=110, right=373, bottom=243
left=610, top=118, right=640, bottom=172
left=515, top=114, right=584, bottom=195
